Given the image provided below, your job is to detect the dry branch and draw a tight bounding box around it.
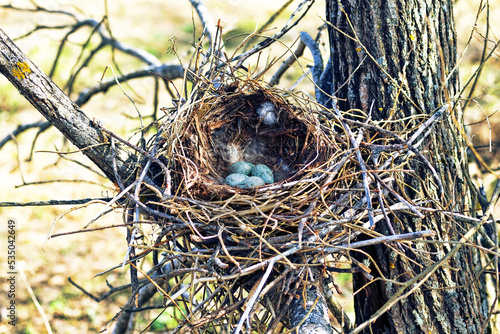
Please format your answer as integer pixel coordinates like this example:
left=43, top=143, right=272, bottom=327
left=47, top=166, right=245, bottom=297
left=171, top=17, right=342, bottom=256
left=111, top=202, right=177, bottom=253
left=0, top=28, right=136, bottom=184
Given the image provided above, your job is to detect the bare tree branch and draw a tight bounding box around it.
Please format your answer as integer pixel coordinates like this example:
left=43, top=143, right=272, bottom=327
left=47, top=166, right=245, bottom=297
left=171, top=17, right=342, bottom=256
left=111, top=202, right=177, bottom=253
left=0, top=28, right=136, bottom=184
left=76, top=64, right=184, bottom=106
left=0, top=120, right=48, bottom=149
left=0, top=63, right=184, bottom=149
left=0, top=198, right=113, bottom=207
left=233, top=0, right=316, bottom=67
left=288, top=286, right=334, bottom=334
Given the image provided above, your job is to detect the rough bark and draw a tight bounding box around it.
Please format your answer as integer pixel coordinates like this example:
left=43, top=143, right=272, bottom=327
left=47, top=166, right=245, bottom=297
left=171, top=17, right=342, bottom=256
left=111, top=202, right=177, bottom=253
left=112, top=282, right=159, bottom=334
left=326, top=1, right=489, bottom=333
left=289, top=286, right=334, bottom=334
left=0, top=28, right=136, bottom=185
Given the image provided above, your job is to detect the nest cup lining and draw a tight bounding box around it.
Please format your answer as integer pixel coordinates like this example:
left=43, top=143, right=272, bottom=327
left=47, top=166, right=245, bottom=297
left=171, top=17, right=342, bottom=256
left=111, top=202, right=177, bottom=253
left=178, top=88, right=327, bottom=198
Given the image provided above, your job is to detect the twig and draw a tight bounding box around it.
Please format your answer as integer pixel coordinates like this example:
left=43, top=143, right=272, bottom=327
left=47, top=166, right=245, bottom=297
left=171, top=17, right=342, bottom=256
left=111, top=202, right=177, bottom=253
left=242, top=0, right=295, bottom=52
left=317, top=230, right=435, bottom=254
left=67, top=276, right=136, bottom=303
left=233, top=0, right=316, bottom=67
left=189, top=0, right=221, bottom=53
left=84, top=180, right=137, bottom=229
left=0, top=198, right=113, bottom=207
left=190, top=299, right=246, bottom=328
left=14, top=179, right=104, bottom=188
left=347, top=105, right=447, bottom=196
left=332, top=104, right=375, bottom=227
left=50, top=222, right=143, bottom=238
left=269, top=37, right=306, bottom=86
left=371, top=147, right=405, bottom=250
left=234, top=256, right=277, bottom=334
left=43, top=199, right=112, bottom=251
left=299, top=200, right=318, bottom=247
left=96, top=123, right=168, bottom=176
left=77, top=64, right=184, bottom=106
left=1, top=3, right=76, bottom=19
left=369, top=170, right=425, bottom=219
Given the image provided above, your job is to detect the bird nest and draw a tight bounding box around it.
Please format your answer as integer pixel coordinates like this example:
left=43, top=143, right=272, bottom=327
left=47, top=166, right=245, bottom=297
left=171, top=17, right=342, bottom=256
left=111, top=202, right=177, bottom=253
left=127, top=62, right=440, bottom=331
left=156, top=78, right=356, bottom=250
left=163, top=82, right=340, bottom=199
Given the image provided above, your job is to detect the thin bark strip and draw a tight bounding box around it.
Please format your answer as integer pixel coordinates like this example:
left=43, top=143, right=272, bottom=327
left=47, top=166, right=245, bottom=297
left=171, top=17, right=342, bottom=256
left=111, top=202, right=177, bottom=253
left=0, top=28, right=136, bottom=184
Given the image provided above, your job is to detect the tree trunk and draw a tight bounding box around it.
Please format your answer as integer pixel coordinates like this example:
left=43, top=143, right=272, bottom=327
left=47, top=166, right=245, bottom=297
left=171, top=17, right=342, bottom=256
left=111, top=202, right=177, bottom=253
left=326, top=1, right=489, bottom=333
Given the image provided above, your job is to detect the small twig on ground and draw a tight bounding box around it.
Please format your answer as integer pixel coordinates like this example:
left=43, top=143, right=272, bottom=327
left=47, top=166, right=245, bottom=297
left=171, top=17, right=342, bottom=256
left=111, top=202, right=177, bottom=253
left=19, top=264, right=54, bottom=334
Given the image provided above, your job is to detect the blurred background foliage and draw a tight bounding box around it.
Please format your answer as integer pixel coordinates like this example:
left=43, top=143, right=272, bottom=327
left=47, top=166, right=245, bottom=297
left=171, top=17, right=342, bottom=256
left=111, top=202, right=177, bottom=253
left=0, top=0, right=498, bottom=332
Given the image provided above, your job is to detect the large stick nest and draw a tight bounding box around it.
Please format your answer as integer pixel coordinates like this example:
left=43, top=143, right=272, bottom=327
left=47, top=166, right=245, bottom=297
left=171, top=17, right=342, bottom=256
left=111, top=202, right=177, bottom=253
left=155, top=78, right=359, bottom=253
left=133, top=54, right=439, bottom=331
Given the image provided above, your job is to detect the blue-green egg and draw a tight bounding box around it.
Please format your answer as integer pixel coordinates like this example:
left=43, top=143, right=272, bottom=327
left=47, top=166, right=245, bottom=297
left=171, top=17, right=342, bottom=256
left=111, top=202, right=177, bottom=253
left=228, top=161, right=254, bottom=176
left=225, top=173, right=248, bottom=187
left=240, top=176, right=266, bottom=188
left=250, top=164, right=274, bottom=184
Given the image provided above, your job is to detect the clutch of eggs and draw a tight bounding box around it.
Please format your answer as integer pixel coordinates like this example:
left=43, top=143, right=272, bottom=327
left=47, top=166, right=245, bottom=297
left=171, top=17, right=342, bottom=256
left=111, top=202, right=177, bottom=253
left=225, top=162, right=274, bottom=188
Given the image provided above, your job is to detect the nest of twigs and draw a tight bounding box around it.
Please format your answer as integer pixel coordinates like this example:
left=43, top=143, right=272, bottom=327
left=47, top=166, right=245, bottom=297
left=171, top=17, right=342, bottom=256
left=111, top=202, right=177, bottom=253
left=163, top=81, right=342, bottom=195
left=130, top=54, right=437, bottom=331
left=147, top=77, right=356, bottom=326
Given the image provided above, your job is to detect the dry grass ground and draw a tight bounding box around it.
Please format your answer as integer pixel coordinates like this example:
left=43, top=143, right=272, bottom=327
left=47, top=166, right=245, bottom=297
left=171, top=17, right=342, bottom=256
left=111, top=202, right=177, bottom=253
left=0, top=0, right=498, bottom=333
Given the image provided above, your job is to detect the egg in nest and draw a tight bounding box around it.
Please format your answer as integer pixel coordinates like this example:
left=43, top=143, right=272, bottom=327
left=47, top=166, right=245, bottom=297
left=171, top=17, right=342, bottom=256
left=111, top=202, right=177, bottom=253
left=250, top=164, right=274, bottom=184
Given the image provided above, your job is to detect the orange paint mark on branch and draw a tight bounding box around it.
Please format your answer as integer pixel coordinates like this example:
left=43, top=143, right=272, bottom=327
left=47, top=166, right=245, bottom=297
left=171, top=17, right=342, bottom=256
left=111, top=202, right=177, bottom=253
left=12, top=61, right=31, bottom=80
